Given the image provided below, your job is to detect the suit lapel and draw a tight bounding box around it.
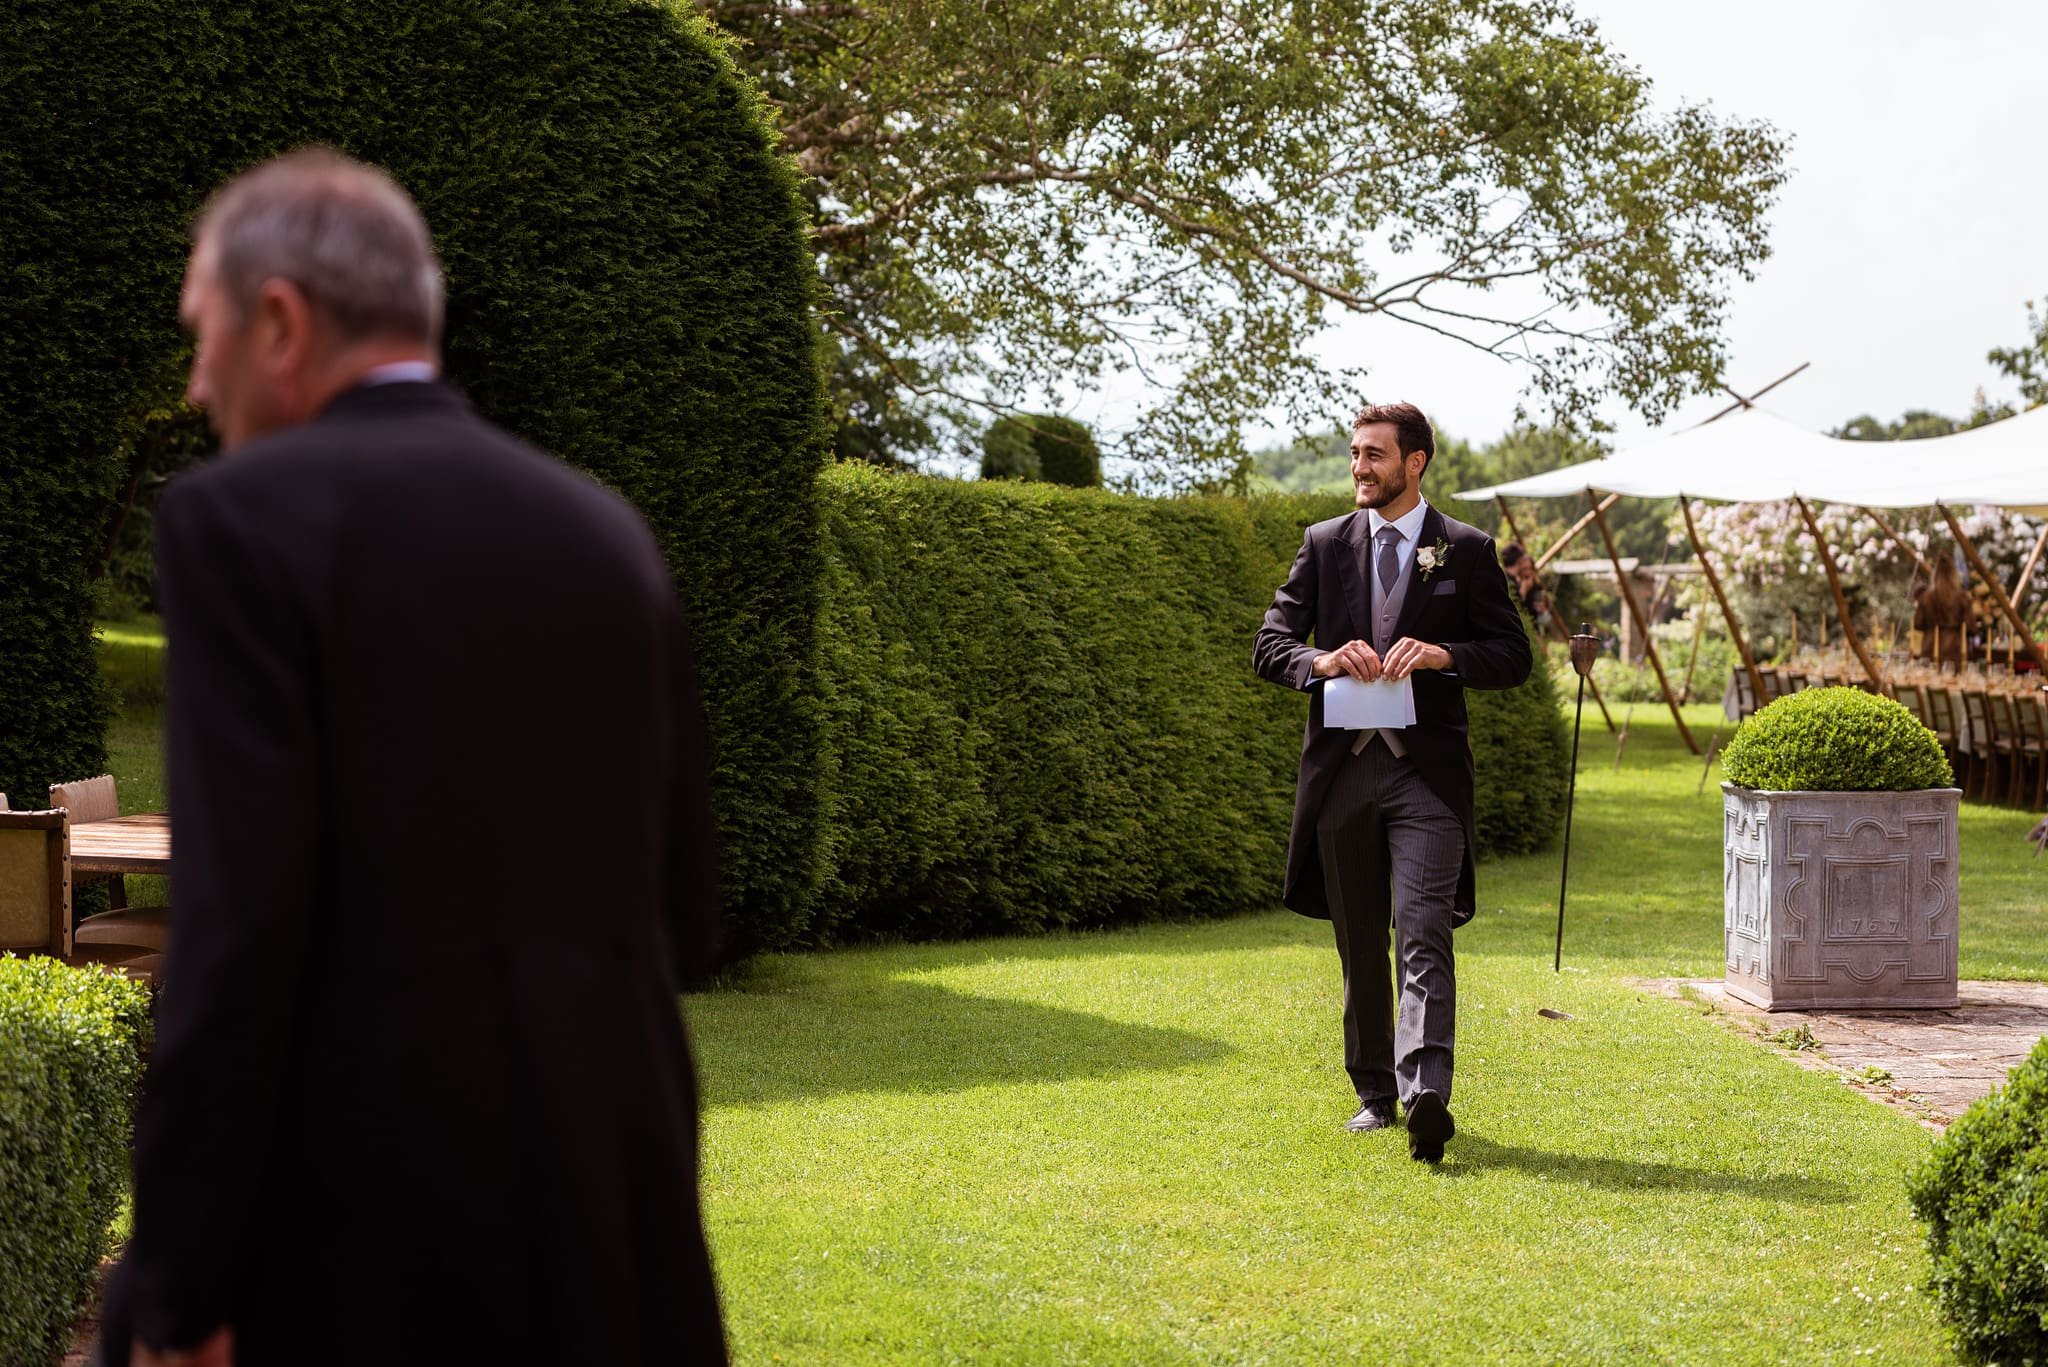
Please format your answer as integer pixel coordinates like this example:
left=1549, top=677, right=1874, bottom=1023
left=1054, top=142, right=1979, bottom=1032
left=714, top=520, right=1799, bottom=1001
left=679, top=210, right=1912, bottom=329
left=1390, top=505, right=1446, bottom=646
left=1334, top=511, right=1373, bottom=642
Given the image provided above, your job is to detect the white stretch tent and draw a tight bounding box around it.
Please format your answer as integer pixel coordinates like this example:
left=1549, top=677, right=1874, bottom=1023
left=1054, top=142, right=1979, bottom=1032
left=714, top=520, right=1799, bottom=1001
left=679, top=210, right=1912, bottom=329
left=1453, top=403, right=2048, bottom=514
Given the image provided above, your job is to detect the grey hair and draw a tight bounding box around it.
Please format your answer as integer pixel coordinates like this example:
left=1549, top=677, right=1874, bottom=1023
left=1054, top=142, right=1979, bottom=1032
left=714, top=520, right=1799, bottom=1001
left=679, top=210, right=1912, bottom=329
left=193, top=147, right=444, bottom=347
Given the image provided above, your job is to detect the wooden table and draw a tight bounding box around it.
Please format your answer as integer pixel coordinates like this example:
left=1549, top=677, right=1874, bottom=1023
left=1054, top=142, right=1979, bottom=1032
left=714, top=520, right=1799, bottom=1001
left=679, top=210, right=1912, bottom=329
left=70, top=811, right=172, bottom=875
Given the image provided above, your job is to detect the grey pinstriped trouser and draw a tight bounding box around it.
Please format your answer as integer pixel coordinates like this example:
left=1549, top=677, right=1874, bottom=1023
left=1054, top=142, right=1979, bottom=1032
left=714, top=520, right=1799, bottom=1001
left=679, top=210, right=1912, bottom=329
left=1315, top=736, right=1462, bottom=1107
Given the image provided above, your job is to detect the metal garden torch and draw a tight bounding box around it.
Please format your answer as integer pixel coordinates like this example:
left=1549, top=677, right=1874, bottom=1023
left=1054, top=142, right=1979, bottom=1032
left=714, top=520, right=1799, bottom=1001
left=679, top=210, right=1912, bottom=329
left=1555, top=622, right=1604, bottom=972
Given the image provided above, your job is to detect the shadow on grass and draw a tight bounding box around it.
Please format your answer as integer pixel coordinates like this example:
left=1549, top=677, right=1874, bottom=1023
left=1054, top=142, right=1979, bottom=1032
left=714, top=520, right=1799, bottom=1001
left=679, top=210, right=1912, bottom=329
left=694, top=970, right=1232, bottom=1109
left=1442, top=1132, right=1852, bottom=1205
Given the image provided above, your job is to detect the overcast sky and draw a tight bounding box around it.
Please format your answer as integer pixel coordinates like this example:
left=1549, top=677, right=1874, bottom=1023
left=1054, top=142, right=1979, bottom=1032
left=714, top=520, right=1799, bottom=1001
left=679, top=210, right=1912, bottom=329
left=1079, top=0, right=2048, bottom=457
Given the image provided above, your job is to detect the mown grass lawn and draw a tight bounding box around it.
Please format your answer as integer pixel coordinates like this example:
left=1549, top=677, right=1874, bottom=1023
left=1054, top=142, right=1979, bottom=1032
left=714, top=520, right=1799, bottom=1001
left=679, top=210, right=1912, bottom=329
left=96, top=623, right=2045, bottom=1361
left=692, top=704, right=2045, bottom=1365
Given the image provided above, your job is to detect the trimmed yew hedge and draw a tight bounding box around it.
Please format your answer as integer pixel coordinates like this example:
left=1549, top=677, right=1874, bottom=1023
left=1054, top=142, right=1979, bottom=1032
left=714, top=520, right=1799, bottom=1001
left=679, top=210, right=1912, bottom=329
left=0, top=958, right=152, bottom=1367
left=3, top=0, right=826, bottom=948
left=808, top=466, right=1567, bottom=942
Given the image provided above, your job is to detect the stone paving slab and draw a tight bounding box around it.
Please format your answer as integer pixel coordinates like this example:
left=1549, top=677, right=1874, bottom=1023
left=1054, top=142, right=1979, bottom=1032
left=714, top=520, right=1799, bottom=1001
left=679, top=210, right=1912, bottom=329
left=1645, top=978, right=2048, bottom=1131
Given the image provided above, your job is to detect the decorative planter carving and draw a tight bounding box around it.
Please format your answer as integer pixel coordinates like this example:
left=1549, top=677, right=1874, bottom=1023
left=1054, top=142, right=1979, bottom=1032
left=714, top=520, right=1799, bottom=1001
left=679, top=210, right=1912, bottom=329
left=1722, top=785, right=1960, bottom=1011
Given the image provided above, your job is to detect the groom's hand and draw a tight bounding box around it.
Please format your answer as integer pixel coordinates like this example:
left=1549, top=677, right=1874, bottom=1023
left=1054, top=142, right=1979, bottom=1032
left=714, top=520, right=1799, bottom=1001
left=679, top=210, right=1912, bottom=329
left=1313, top=640, right=1383, bottom=682
left=1382, top=638, right=1453, bottom=679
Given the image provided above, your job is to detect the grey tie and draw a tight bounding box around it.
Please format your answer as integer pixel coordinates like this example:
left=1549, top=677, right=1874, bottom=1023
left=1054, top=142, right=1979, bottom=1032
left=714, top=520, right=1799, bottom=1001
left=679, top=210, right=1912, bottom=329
left=1375, top=527, right=1403, bottom=650
left=1376, top=524, right=1409, bottom=594
left=1356, top=524, right=1409, bottom=759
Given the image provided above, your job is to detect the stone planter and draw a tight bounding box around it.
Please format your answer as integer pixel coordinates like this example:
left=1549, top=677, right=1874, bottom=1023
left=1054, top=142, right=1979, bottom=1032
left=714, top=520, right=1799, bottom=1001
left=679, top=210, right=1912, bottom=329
left=1722, top=784, right=1961, bottom=1011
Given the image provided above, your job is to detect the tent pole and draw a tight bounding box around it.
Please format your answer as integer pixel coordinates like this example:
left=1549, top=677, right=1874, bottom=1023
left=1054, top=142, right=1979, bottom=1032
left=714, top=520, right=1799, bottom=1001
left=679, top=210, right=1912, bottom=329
left=1939, top=504, right=2046, bottom=674
left=1589, top=490, right=1698, bottom=754
left=1499, top=496, right=1617, bottom=731
left=1679, top=497, right=1768, bottom=709
left=1493, top=495, right=1529, bottom=550
left=1694, top=362, right=1813, bottom=427
left=1859, top=506, right=1932, bottom=578
left=2013, top=521, right=2048, bottom=609
left=1534, top=493, right=1622, bottom=574
left=1793, top=496, right=1885, bottom=690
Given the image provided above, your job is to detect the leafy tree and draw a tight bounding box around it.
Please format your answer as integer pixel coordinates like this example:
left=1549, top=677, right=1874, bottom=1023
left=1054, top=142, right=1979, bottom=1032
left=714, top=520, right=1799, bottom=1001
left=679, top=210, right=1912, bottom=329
left=704, top=0, right=1787, bottom=477
left=1988, top=295, right=2048, bottom=409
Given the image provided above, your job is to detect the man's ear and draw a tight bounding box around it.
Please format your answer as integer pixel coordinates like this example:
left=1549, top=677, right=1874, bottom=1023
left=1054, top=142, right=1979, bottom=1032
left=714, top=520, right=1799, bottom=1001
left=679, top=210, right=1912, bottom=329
left=252, top=277, right=319, bottom=377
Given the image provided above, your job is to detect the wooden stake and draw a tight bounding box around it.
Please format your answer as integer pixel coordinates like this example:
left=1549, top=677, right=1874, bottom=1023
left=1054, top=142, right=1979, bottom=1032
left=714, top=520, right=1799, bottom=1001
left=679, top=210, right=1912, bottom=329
left=1942, top=504, right=2046, bottom=673
left=1534, top=493, right=1623, bottom=574
left=1679, top=497, right=1768, bottom=710
left=1589, top=491, right=1698, bottom=753
left=1697, top=731, right=1723, bottom=796
left=1792, top=496, right=1884, bottom=690
left=1679, top=611, right=1707, bottom=704
left=1613, top=703, right=1635, bottom=772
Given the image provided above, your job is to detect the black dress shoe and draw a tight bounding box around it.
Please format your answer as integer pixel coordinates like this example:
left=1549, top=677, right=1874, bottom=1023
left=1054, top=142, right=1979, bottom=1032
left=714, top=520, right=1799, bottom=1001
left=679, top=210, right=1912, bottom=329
left=1345, top=1099, right=1398, bottom=1132
left=1405, top=1090, right=1454, bottom=1163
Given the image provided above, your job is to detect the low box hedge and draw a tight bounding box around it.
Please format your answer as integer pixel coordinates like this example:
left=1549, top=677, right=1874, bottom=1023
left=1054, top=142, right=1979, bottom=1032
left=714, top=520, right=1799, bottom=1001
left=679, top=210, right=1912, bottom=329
left=809, top=466, right=1567, bottom=942
left=0, top=956, right=151, bottom=1367
left=1908, top=1035, right=2048, bottom=1362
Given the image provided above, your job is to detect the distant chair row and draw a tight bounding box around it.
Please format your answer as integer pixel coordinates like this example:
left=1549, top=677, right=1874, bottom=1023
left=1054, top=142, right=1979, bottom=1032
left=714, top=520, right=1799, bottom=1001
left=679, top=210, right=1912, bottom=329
left=0, top=775, right=168, bottom=982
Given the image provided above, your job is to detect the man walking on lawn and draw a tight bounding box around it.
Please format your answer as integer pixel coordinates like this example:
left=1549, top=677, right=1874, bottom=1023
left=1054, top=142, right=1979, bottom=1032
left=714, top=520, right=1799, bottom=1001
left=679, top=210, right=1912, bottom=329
left=1253, top=402, right=1531, bottom=1163
left=100, top=149, right=727, bottom=1365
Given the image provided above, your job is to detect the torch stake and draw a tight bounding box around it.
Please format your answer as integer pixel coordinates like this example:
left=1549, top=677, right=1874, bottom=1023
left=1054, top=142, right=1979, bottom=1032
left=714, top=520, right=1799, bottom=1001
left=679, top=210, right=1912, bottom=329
left=1555, top=622, right=1602, bottom=973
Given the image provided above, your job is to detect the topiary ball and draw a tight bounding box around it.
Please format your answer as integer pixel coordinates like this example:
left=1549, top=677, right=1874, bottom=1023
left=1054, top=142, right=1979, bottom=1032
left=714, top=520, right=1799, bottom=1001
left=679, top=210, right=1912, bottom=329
left=1027, top=414, right=1103, bottom=488
left=1720, top=686, right=1953, bottom=792
left=1907, top=1036, right=2048, bottom=1362
left=979, top=420, right=1042, bottom=481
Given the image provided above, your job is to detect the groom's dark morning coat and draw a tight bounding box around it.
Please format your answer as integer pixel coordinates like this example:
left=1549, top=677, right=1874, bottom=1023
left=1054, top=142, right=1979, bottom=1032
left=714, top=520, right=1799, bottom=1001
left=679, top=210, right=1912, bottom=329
left=1253, top=504, right=1532, bottom=924
left=101, top=382, right=726, bottom=1364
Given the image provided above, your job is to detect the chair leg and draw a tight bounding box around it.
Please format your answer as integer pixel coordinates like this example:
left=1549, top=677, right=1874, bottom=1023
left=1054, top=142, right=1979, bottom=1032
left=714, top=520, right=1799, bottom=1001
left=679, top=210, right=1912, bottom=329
left=108, top=875, right=126, bottom=911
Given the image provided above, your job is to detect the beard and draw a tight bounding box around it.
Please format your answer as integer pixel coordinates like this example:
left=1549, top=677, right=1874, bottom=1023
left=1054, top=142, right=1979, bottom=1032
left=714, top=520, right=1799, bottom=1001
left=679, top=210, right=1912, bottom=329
left=1354, top=464, right=1410, bottom=510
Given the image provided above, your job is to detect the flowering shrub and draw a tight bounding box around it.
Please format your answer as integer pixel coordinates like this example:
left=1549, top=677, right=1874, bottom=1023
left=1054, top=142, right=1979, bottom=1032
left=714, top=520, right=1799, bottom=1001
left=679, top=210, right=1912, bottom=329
left=1677, top=501, right=2043, bottom=654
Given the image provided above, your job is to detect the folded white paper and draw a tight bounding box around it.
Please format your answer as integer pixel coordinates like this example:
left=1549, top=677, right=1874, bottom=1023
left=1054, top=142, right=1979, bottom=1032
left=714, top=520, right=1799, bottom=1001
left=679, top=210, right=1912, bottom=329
left=1323, top=674, right=1417, bottom=730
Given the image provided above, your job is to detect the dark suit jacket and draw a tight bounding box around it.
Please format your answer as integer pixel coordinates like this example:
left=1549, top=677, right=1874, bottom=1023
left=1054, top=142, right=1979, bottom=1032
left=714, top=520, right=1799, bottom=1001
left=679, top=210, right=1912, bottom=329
left=1252, top=503, right=1532, bottom=925
left=101, top=382, right=727, bottom=1365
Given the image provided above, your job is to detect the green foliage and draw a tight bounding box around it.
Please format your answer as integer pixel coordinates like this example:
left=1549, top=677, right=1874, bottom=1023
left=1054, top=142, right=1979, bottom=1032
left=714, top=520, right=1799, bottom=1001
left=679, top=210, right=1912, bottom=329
left=1028, top=416, right=1104, bottom=489
left=0, top=957, right=152, bottom=1366
left=1472, top=614, right=1572, bottom=858
left=708, top=0, right=1787, bottom=474
left=809, top=467, right=1566, bottom=942
left=1987, top=294, right=2048, bottom=410
left=1908, top=1036, right=2048, bottom=1363
left=979, top=420, right=1043, bottom=482
left=982, top=415, right=1102, bottom=488
left=1721, top=688, right=1953, bottom=793
left=5, top=0, right=825, bottom=947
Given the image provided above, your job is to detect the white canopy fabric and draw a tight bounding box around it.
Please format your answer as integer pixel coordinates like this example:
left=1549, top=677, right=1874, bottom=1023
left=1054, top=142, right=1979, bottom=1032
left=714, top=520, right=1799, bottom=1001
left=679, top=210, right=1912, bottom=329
left=1453, top=403, right=2048, bottom=514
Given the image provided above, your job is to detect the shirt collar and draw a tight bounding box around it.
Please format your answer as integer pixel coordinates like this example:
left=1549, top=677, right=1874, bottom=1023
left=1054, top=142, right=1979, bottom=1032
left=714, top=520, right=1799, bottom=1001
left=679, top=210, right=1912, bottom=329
left=358, top=360, right=440, bottom=387
left=1368, top=496, right=1430, bottom=544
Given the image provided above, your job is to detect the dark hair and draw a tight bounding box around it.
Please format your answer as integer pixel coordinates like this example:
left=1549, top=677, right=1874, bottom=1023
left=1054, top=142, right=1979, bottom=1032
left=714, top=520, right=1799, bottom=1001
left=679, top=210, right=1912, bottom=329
left=1352, top=401, right=1435, bottom=471
left=1500, top=542, right=1528, bottom=567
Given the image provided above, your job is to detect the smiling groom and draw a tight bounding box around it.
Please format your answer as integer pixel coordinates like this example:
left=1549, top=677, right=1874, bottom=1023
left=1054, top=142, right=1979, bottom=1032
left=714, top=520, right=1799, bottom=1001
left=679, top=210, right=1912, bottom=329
left=1252, top=401, right=1531, bottom=1162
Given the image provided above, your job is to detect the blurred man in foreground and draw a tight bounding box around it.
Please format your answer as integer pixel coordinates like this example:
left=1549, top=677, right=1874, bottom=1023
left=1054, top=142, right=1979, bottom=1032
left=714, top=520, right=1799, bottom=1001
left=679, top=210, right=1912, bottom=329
left=102, top=148, right=727, bottom=1366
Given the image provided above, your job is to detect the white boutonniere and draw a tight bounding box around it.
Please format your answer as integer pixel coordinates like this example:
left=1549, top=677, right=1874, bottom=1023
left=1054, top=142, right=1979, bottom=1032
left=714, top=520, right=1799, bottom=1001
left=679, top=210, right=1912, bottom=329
left=1417, top=537, right=1451, bottom=581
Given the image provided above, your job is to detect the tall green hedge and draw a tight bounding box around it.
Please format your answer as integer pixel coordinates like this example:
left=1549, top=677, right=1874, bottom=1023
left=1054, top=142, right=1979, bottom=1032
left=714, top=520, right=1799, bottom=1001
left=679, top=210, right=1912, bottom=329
left=0, top=957, right=152, bottom=1367
left=3, top=0, right=825, bottom=946
left=809, top=466, right=1567, bottom=942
